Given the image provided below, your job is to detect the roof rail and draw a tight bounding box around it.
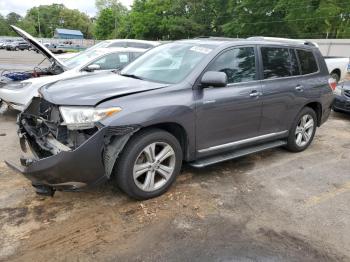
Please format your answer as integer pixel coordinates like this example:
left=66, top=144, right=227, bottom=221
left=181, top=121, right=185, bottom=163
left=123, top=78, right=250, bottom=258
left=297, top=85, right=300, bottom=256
left=194, top=36, right=241, bottom=41
left=247, top=36, right=319, bottom=48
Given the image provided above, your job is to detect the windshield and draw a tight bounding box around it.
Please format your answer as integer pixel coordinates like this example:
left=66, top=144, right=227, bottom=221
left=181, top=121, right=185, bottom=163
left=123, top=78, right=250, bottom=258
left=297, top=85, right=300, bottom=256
left=64, top=49, right=106, bottom=69
left=121, top=42, right=215, bottom=84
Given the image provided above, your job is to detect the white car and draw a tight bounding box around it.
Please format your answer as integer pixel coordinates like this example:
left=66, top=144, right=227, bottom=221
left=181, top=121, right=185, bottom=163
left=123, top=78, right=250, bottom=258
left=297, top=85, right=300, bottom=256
left=324, top=57, right=350, bottom=83
left=0, top=26, right=148, bottom=112
left=57, top=39, right=160, bottom=60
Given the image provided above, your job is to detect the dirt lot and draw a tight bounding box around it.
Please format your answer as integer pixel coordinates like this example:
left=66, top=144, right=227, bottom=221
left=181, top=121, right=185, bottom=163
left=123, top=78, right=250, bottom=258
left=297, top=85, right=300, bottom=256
left=1, top=50, right=350, bottom=261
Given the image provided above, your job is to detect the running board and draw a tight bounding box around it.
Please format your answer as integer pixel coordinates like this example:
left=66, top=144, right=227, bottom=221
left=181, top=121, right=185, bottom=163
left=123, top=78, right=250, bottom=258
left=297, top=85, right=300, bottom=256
left=189, top=140, right=287, bottom=168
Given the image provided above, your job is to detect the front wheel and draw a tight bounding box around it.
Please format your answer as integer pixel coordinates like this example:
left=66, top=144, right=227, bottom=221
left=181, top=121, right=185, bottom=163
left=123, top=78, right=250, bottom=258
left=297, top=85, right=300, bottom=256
left=286, top=107, right=317, bottom=152
left=115, top=129, right=183, bottom=200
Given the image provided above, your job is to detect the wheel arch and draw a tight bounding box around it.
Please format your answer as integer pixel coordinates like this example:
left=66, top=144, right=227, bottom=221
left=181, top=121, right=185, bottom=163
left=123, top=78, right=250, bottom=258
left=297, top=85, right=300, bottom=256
left=330, top=68, right=341, bottom=80
left=138, top=122, right=190, bottom=161
left=304, top=102, right=322, bottom=126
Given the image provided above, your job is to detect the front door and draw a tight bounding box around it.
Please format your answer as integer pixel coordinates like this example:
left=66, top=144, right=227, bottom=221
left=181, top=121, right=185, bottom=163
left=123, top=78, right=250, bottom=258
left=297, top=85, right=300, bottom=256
left=195, top=46, right=263, bottom=156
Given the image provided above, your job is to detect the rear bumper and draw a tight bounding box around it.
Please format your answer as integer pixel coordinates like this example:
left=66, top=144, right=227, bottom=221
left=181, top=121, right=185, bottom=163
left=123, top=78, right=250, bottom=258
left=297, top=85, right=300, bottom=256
left=6, top=128, right=108, bottom=191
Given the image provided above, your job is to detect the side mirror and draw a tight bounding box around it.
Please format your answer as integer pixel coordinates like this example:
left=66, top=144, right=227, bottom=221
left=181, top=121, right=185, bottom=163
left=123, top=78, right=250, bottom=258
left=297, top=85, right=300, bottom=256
left=85, top=64, right=101, bottom=72
left=201, top=71, right=227, bottom=88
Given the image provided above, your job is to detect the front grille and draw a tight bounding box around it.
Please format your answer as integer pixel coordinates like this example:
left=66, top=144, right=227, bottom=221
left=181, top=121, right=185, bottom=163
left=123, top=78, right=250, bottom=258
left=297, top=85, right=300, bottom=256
left=344, top=90, right=350, bottom=98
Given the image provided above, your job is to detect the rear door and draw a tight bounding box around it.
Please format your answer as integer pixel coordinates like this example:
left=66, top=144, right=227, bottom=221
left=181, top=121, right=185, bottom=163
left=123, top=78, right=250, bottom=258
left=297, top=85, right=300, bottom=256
left=195, top=46, right=263, bottom=155
left=259, top=46, right=305, bottom=134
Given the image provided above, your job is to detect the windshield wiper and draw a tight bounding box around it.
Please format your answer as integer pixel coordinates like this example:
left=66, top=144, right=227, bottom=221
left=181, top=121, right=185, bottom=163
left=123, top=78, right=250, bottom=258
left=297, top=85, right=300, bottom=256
left=120, top=73, right=143, bottom=80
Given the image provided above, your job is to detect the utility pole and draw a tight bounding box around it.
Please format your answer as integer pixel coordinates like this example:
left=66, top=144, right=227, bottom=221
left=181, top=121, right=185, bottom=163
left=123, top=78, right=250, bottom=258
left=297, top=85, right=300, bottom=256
left=37, top=7, right=41, bottom=38
left=115, top=15, right=117, bottom=39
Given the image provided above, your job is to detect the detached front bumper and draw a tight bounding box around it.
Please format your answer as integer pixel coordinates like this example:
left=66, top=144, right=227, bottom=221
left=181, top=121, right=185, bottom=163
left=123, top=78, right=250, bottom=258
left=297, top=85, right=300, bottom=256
left=6, top=97, right=139, bottom=195
left=6, top=128, right=108, bottom=191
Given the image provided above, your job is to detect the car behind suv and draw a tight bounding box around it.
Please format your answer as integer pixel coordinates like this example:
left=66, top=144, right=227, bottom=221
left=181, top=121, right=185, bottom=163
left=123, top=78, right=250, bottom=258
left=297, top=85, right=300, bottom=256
left=6, top=41, right=30, bottom=51
left=6, top=38, right=334, bottom=199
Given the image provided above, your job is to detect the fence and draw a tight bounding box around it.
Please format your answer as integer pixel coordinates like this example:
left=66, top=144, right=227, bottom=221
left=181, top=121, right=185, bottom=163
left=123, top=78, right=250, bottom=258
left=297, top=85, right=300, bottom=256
left=0, top=36, right=99, bottom=48
left=308, top=39, right=350, bottom=57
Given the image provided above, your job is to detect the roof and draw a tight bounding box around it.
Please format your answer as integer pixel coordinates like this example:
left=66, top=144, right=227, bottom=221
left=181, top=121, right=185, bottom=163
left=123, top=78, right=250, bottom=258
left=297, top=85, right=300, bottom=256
left=94, top=47, right=147, bottom=53
left=177, top=37, right=318, bottom=49
left=109, top=39, right=160, bottom=45
left=55, top=28, right=83, bottom=36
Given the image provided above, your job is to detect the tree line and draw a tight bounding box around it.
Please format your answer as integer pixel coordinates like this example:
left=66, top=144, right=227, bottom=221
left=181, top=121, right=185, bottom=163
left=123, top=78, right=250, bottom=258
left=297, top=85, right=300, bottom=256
left=0, top=0, right=349, bottom=40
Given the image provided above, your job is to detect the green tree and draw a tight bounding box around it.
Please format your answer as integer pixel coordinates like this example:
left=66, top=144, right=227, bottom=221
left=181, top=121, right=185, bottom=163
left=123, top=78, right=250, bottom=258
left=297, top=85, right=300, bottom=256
left=94, top=0, right=127, bottom=39
left=6, top=12, right=22, bottom=25
left=94, top=8, right=116, bottom=39
left=222, top=0, right=291, bottom=38
left=22, top=4, right=94, bottom=38
left=0, top=14, right=11, bottom=36
left=277, top=0, right=350, bottom=39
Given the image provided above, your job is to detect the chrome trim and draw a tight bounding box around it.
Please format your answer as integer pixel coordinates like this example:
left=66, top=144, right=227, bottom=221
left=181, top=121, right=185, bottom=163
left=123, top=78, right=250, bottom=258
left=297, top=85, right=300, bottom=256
left=198, top=130, right=288, bottom=153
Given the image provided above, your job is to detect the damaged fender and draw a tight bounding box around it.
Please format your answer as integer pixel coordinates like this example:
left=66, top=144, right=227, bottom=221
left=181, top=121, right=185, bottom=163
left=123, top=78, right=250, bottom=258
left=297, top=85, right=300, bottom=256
left=103, top=126, right=140, bottom=178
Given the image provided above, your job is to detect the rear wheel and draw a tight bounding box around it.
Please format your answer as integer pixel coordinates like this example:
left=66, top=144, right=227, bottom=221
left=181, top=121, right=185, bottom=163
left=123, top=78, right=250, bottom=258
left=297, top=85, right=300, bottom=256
left=115, top=129, right=183, bottom=200
left=286, top=107, right=317, bottom=152
left=331, top=72, right=340, bottom=83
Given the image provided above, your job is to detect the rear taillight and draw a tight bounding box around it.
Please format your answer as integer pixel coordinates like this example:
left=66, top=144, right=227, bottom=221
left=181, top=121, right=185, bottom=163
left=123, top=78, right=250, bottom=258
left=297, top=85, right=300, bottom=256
left=328, top=78, right=337, bottom=91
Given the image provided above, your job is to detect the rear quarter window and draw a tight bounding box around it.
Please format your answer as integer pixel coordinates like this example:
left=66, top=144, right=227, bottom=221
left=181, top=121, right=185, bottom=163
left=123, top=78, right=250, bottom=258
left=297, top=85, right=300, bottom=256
left=296, top=49, right=318, bottom=75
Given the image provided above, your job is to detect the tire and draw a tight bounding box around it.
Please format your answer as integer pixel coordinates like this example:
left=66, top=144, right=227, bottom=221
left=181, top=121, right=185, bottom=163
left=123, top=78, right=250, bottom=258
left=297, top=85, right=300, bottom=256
left=115, top=129, right=183, bottom=200
left=286, top=107, right=317, bottom=152
left=331, top=72, right=340, bottom=83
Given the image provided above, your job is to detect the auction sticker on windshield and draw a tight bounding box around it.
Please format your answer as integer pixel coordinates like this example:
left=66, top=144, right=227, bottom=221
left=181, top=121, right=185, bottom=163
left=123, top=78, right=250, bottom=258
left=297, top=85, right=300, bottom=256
left=190, top=46, right=212, bottom=54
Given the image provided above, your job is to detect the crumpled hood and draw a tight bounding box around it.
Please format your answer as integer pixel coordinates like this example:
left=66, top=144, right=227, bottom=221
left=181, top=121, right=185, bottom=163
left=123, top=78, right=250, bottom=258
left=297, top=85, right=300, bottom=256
left=40, top=71, right=168, bottom=106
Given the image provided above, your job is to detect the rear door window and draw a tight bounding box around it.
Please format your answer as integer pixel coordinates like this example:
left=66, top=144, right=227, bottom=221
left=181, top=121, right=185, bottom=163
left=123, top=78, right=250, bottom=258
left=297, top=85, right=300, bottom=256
left=296, top=49, right=318, bottom=75
left=290, top=49, right=301, bottom=76
left=207, top=47, right=256, bottom=84
left=261, top=47, right=292, bottom=79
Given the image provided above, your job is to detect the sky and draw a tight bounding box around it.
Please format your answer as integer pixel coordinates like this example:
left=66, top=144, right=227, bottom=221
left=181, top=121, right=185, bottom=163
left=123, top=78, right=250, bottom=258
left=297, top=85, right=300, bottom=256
left=0, top=0, right=133, bottom=17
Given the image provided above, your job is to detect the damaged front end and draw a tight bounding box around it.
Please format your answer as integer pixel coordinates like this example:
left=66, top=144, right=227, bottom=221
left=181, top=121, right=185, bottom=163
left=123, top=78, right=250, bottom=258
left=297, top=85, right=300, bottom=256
left=5, top=97, right=138, bottom=196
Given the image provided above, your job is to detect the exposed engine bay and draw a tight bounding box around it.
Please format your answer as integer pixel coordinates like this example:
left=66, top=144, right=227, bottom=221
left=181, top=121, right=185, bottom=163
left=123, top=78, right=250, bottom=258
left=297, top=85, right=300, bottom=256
left=0, top=58, right=64, bottom=88
left=18, top=97, right=139, bottom=182
left=19, top=97, right=98, bottom=158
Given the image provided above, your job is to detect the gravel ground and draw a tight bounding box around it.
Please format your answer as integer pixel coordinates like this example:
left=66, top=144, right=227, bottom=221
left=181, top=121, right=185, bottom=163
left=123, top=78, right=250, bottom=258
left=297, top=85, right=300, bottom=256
left=1, top=49, right=350, bottom=262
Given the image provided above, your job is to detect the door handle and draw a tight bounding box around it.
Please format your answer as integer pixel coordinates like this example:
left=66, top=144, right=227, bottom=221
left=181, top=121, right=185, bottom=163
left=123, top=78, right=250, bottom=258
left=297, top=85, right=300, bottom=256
left=295, top=85, right=304, bottom=92
left=249, top=90, right=261, bottom=98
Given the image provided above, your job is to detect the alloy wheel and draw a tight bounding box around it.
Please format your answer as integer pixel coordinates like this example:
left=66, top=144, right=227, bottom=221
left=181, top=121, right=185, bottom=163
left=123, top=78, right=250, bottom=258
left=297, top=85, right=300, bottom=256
left=295, top=114, right=314, bottom=147
left=133, top=142, right=176, bottom=192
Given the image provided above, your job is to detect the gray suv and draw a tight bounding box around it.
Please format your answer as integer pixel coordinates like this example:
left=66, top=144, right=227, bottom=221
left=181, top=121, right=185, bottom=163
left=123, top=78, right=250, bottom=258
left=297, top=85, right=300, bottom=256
left=7, top=38, right=334, bottom=199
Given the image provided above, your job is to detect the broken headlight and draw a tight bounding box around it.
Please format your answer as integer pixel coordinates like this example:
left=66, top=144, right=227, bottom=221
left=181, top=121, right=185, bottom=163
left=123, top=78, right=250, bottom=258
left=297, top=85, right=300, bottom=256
left=59, top=106, right=122, bottom=130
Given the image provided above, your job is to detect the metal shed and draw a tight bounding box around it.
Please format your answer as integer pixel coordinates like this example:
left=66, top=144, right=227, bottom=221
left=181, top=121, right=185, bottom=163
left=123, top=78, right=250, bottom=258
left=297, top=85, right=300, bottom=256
left=54, top=28, right=84, bottom=39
